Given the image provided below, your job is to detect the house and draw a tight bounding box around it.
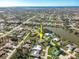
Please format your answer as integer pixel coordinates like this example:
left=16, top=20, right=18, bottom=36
left=45, top=32, right=55, bottom=37
left=0, top=51, right=5, bottom=57
left=53, top=37, right=60, bottom=41
left=0, top=23, right=5, bottom=30
left=0, top=33, right=4, bottom=36
left=17, top=31, right=25, bottom=38
left=30, top=50, right=41, bottom=58
left=74, top=48, right=79, bottom=53
left=45, top=33, right=52, bottom=36
left=32, top=45, right=42, bottom=51
left=66, top=43, right=77, bottom=51
left=26, top=40, right=31, bottom=44
left=34, top=58, right=39, bottom=59
left=23, top=44, right=30, bottom=49
left=0, top=19, right=5, bottom=23
left=30, top=45, right=42, bottom=58
left=7, top=19, right=21, bottom=24
left=4, top=42, right=16, bottom=49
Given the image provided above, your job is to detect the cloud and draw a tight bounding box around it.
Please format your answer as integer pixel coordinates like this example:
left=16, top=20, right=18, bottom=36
left=0, top=1, right=26, bottom=7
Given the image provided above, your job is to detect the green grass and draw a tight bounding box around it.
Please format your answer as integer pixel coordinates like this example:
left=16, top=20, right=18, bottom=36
left=48, top=47, right=53, bottom=55
left=47, top=56, right=52, bottom=59
left=76, top=53, right=79, bottom=58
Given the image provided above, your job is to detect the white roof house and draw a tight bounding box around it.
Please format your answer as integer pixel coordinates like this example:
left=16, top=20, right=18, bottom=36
left=66, top=44, right=77, bottom=51
left=74, top=48, right=79, bottom=53
left=0, top=19, right=5, bottom=23
left=30, top=50, right=41, bottom=58
left=32, top=45, right=42, bottom=51
left=34, top=58, right=39, bottom=59
left=30, top=45, right=42, bottom=58
left=53, top=37, right=60, bottom=41
left=45, top=33, right=52, bottom=36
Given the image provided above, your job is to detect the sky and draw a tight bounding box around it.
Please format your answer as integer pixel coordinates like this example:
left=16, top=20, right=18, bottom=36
left=0, top=0, right=79, bottom=7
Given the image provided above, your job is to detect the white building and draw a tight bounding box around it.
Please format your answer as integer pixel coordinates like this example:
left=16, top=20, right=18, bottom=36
left=30, top=45, right=42, bottom=58
left=53, top=37, right=60, bottom=41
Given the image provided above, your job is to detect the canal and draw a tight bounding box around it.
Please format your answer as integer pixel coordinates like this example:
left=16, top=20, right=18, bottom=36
left=47, top=27, right=79, bottom=46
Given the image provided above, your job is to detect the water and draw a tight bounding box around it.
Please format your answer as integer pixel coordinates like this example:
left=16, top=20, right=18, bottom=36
left=47, top=27, right=79, bottom=46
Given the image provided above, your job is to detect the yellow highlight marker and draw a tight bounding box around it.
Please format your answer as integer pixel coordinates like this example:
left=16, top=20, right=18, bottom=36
left=40, top=32, right=43, bottom=40
left=40, top=23, right=43, bottom=40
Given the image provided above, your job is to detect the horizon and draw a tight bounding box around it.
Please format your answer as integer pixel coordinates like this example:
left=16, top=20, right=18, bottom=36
left=0, top=0, right=79, bottom=7
left=0, top=6, right=79, bottom=8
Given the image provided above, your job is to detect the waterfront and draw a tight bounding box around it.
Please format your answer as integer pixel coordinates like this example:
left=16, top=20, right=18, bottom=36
left=48, top=27, right=79, bottom=46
